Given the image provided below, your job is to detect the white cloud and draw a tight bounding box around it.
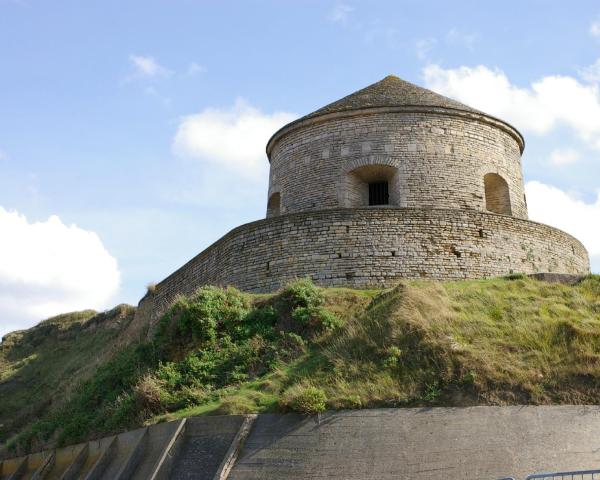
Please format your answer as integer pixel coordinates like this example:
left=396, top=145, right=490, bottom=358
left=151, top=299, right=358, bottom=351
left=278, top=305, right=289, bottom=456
left=591, top=19, right=600, bottom=38
left=0, top=208, right=120, bottom=338
left=415, top=38, right=436, bottom=60
left=550, top=148, right=579, bottom=166
left=329, top=3, right=354, bottom=24
left=526, top=181, right=600, bottom=263
left=446, top=28, right=477, bottom=50
left=172, top=99, right=297, bottom=178
left=129, top=55, right=172, bottom=78
left=188, top=62, right=206, bottom=76
left=581, top=58, right=600, bottom=83
left=423, top=64, right=600, bottom=150
left=0, top=150, right=6, bottom=161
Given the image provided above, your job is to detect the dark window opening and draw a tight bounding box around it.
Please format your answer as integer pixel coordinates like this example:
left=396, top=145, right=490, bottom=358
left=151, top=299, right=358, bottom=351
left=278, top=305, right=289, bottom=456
left=369, top=181, right=389, bottom=206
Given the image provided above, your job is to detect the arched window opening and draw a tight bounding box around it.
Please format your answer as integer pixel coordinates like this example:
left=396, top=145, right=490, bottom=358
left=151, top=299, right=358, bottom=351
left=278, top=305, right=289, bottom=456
left=267, top=192, right=281, bottom=217
left=345, top=164, right=398, bottom=208
left=484, top=173, right=512, bottom=216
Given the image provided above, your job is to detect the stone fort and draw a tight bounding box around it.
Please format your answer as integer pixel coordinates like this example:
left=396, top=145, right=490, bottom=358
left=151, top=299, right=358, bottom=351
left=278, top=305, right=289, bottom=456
left=135, top=75, right=590, bottom=329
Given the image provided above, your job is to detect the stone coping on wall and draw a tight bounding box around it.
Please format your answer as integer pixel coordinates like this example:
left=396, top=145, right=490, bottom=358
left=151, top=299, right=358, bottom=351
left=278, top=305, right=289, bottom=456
left=129, top=207, right=589, bottom=337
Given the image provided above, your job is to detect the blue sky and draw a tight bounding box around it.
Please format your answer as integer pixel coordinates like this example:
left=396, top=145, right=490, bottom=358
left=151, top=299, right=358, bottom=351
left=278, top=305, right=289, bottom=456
left=1, top=0, right=599, bottom=335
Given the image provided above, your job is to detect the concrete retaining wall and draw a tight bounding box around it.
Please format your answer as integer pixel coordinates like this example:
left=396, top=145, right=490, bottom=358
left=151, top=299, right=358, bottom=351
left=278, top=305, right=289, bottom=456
left=4, top=407, right=600, bottom=479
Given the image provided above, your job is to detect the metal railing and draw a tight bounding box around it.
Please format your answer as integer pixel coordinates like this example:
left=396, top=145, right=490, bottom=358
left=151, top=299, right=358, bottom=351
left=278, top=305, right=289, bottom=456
left=497, top=470, right=600, bottom=480
left=526, top=470, right=600, bottom=479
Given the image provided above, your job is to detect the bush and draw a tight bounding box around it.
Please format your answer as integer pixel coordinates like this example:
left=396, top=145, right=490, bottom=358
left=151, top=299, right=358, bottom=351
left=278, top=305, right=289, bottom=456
left=134, top=373, right=167, bottom=414
left=382, top=346, right=402, bottom=369
left=279, top=279, right=342, bottom=335
left=292, top=306, right=342, bottom=333
left=284, top=386, right=327, bottom=414
left=155, top=286, right=249, bottom=351
left=280, top=278, right=324, bottom=310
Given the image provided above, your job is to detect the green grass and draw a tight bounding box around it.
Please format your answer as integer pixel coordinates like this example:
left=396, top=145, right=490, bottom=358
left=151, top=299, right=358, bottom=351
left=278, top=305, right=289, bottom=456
left=3, top=275, right=600, bottom=457
left=0, top=305, right=136, bottom=455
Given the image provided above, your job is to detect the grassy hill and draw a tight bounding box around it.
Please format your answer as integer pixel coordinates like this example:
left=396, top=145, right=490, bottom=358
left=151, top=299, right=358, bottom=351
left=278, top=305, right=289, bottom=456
left=2, top=275, right=600, bottom=457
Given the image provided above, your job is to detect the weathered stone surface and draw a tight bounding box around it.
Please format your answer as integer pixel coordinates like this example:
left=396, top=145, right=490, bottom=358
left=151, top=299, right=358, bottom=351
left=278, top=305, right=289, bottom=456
left=133, top=208, right=589, bottom=333
left=267, top=109, right=526, bottom=218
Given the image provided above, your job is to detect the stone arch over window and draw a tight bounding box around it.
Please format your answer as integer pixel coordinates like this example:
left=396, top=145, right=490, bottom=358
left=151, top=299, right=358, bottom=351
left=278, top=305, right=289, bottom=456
left=343, top=160, right=399, bottom=208
left=267, top=192, right=281, bottom=217
left=484, top=173, right=512, bottom=215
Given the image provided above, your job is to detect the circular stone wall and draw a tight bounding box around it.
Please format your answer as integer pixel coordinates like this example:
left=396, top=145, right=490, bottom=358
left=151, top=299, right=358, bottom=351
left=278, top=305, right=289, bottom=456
left=136, top=208, right=589, bottom=330
left=266, top=109, right=527, bottom=219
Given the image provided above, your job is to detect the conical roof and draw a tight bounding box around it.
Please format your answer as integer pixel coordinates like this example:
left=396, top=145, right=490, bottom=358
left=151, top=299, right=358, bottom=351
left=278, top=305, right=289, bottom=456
left=266, top=74, right=524, bottom=157
left=302, top=75, right=482, bottom=120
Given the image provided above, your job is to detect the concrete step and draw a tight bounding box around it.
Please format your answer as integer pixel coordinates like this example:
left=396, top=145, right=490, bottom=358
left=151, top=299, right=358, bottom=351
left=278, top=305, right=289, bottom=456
left=168, top=416, right=245, bottom=480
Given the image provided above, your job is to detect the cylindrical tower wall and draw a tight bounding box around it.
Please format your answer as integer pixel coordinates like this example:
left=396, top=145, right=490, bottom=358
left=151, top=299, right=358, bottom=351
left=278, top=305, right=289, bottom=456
left=267, top=110, right=527, bottom=219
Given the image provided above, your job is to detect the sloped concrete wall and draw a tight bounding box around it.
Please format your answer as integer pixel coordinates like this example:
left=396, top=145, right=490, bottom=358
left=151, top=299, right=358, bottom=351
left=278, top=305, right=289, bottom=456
left=4, top=407, right=600, bottom=480
left=230, top=407, right=600, bottom=480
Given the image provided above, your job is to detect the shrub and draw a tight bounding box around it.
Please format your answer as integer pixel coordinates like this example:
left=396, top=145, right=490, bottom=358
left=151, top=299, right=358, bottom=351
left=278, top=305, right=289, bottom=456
left=284, top=386, right=327, bottom=414
left=382, top=346, right=402, bottom=369
left=280, top=278, right=324, bottom=310
left=155, top=286, right=250, bottom=351
left=292, top=306, right=343, bottom=333
left=134, top=373, right=166, bottom=414
left=278, top=279, right=342, bottom=336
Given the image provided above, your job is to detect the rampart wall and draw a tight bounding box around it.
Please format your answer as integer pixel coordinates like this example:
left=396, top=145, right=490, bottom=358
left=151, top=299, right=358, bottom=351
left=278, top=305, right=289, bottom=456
left=134, top=207, right=589, bottom=332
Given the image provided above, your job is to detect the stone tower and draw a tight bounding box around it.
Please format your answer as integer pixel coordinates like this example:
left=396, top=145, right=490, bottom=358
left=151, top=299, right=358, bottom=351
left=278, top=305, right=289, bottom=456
left=266, top=75, right=526, bottom=219
left=134, top=75, right=590, bottom=330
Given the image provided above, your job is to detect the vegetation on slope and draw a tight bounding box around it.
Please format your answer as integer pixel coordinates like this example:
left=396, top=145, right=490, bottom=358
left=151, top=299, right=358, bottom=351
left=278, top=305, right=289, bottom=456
left=3, top=275, right=600, bottom=457
left=0, top=305, right=136, bottom=454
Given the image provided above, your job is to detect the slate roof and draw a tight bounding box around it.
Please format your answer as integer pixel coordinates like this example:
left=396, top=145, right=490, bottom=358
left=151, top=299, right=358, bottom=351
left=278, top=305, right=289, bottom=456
left=301, top=75, right=483, bottom=121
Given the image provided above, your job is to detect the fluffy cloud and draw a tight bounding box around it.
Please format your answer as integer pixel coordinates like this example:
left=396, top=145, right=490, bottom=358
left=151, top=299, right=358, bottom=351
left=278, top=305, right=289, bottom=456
left=329, top=3, right=354, bottom=24
left=129, top=55, right=172, bottom=78
left=0, top=208, right=120, bottom=337
left=423, top=64, right=600, bottom=150
left=549, top=148, right=579, bottom=166
left=526, top=181, right=600, bottom=264
left=591, top=19, right=600, bottom=38
left=172, top=99, right=297, bottom=178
